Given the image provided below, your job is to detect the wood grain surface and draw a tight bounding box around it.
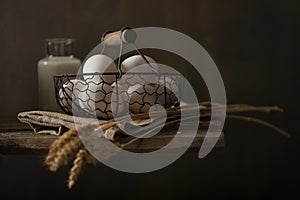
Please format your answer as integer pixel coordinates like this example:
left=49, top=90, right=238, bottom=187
left=0, top=119, right=225, bottom=155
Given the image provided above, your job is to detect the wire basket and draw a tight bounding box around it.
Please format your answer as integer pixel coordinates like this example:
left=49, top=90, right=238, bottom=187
left=54, top=72, right=184, bottom=119
left=53, top=28, right=185, bottom=119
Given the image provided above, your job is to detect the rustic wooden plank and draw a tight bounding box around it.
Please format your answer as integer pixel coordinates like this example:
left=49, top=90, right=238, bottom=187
left=0, top=131, right=56, bottom=155
left=0, top=119, right=225, bottom=155
left=119, top=130, right=225, bottom=152
left=0, top=129, right=224, bottom=155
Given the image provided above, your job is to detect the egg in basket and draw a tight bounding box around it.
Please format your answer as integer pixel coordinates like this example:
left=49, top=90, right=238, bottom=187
left=53, top=28, right=184, bottom=119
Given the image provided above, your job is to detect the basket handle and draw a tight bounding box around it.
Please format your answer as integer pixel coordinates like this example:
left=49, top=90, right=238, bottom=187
left=102, top=28, right=136, bottom=46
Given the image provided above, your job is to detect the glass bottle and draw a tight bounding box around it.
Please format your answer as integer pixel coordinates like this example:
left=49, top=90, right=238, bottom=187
left=38, top=38, right=81, bottom=112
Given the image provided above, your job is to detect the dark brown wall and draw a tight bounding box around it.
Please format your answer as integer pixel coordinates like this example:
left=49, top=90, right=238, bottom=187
left=0, top=0, right=299, bottom=199
left=0, top=0, right=298, bottom=116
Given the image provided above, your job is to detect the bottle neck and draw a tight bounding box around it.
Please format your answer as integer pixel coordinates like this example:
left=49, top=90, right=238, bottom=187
left=45, top=38, right=74, bottom=57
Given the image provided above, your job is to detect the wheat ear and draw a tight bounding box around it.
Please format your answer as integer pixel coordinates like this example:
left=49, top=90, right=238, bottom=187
left=45, top=128, right=78, bottom=166
left=68, top=149, right=98, bottom=189
left=45, top=128, right=82, bottom=172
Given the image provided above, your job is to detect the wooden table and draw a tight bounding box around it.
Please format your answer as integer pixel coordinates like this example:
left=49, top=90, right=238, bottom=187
left=0, top=118, right=225, bottom=155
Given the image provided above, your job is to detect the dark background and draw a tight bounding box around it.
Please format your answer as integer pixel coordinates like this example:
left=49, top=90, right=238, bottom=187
left=0, top=0, right=299, bottom=199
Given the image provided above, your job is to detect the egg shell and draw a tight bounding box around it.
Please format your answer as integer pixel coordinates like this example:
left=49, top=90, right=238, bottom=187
left=83, top=54, right=117, bottom=85
left=59, top=79, right=88, bottom=113
left=111, top=82, right=129, bottom=116
left=79, top=82, right=126, bottom=119
left=120, top=55, right=159, bottom=86
left=128, top=83, right=178, bottom=114
left=121, top=55, right=158, bottom=72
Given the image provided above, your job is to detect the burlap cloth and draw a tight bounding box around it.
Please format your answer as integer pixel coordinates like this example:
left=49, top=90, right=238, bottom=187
left=17, top=111, right=151, bottom=140
left=17, top=111, right=97, bottom=135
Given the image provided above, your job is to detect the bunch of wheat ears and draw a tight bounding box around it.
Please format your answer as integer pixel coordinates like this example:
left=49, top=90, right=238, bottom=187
left=44, top=102, right=289, bottom=189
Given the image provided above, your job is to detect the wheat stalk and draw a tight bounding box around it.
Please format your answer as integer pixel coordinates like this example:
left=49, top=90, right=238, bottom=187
left=45, top=128, right=78, bottom=166
left=68, top=148, right=98, bottom=189
left=68, top=149, right=86, bottom=189
left=44, top=103, right=289, bottom=189
left=45, top=128, right=82, bottom=172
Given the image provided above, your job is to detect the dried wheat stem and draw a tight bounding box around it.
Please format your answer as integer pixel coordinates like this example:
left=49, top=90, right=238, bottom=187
left=45, top=128, right=78, bottom=166
left=44, top=102, right=288, bottom=189
left=67, top=148, right=98, bottom=189
left=49, top=135, right=82, bottom=172
left=226, top=114, right=290, bottom=137
left=121, top=115, right=200, bottom=148
left=226, top=105, right=283, bottom=113
left=68, top=149, right=86, bottom=189
left=45, top=128, right=83, bottom=172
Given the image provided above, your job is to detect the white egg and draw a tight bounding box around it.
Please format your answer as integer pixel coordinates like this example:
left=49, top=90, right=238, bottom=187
left=110, top=82, right=129, bottom=116
left=121, top=55, right=157, bottom=72
left=128, top=83, right=178, bottom=114
left=79, top=82, right=126, bottom=119
left=83, top=54, right=117, bottom=85
left=58, top=79, right=88, bottom=113
left=120, top=55, right=159, bottom=86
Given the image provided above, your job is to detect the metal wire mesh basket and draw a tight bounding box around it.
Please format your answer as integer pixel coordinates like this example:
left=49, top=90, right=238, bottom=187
left=54, top=72, right=184, bottom=119
left=53, top=28, right=184, bottom=119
